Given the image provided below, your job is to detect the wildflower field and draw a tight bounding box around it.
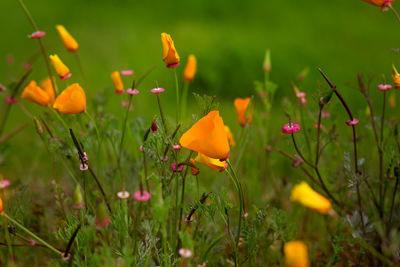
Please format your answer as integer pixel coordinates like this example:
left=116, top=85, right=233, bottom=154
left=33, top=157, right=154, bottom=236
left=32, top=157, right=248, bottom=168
left=1, top=0, right=400, bottom=266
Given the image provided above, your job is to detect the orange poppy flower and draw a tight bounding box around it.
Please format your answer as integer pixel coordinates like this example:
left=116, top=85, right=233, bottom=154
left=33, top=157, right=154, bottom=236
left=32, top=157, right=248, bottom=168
left=55, top=25, right=79, bottom=52
left=161, top=33, right=180, bottom=67
left=362, top=0, right=394, bottom=6
left=21, top=80, right=53, bottom=106
left=195, top=153, right=227, bottom=172
left=40, top=77, right=56, bottom=104
left=183, top=54, right=197, bottom=82
left=284, top=241, right=309, bottom=267
left=0, top=197, right=3, bottom=214
left=53, top=83, right=86, bottom=114
left=234, top=97, right=253, bottom=127
left=224, top=125, right=235, bottom=146
left=49, top=54, right=71, bottom=80
left=110, top=71, right=124, bottom=94
left=179, top=110, right=230, bottom=160
left=290, top=182, right=332, bottom=215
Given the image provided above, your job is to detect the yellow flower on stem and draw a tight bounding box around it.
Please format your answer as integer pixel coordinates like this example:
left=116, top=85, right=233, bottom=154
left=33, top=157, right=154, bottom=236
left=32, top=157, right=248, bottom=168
left=392, top=64, right=400, bottom=89
left=161, top=33, right=180, bottom=68
left=49, top=54, right=71, bottom=80
left=284, top=241, right=309, bottom=267
left=53, top=83, right=86, bottom=114
left=179, top=110, right=230, bottom=160
left=110, top=71, right=124, bottom=94
left=55, top=25, right=79, bottom=52
left=234, top=97, right=253, bottom=127
left=362, top=0, right=394, bottom=7
left=224, top=125, right=235, bottom=146
left=40, top=77, right=57, bottom=103
left=195, top=153, right=227, bottom=172
left=183, top=54, right=197, bottom=82
left=21, top=80, right=53, bottom=106
left=290, top=181, right=332, bottom=215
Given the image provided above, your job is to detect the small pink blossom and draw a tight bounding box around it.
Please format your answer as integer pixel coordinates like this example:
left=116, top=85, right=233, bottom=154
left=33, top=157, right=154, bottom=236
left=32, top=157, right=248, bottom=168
left=126, top=88, right=139, bottom=95
left=28, top=31, right=46, bottom=39
left=0, top=180, right=11, bottom=189
left=6, top=97, right=16, bottom=104
left=150, top=87, right=165, bottom=94
left=79, top=164, right=88, bottom=171
left=22, top=62, right=32, bottom=70
left=117, top=191, right=130, bottom=199
left=281, top=123, right=301, bottom=134
left=160, top=156, right=168, bottom=162
left=178, top=248, right=192, bottom=258
left=296, top=92, right=306, bottom=99
left=346, top=118, right=360, bottom=126
left=172, top=144, right=181, bottom=150
left=171, top=162, right=184, bottom=172
left=133, top=190, right=151, bottom=202
left=314, top=124, right=323, bottom=129
left=120, top=70, right=134, bottom=76
left=378, top=84, right=392, bottom=91
left=321, top=110, right=331, bottom=118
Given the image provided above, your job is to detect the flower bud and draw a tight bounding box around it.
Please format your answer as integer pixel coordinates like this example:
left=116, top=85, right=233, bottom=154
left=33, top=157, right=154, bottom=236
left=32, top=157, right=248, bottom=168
left=33, top=117, right=43, bottom=135
left=73, top=184, right=84, bottom=210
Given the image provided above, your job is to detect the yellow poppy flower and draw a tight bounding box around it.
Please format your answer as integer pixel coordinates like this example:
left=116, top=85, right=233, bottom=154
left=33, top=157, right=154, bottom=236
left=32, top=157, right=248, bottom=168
left=53, top=83, right=86, bottom=114
left=180, top=110, right=230, bottom=160
left=49, top=54, right=71, bottom=80
left=234, top=97, right=253, bottom=127
left=161, top=33, right=180, bottom=67
left=21, top=80, right=52, bottom=106
left=290, top=182, right=332, bottom=214
left=224, top=125, right=235, bottom=146
left=40, top=77, right=56, bottom=104
left=55, top=25, right=79, bottom=52
left=284, top=241, right=309, bottom=267
left=110, top=71, right=124, bottom=94
left=183, top=54, right=197, bottom=82
left=195, top=153, right=227, bottom=172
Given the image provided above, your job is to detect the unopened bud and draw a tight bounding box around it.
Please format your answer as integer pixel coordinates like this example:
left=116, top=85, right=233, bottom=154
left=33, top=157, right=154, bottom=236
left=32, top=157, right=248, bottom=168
left=73, top=184, right=84, bottom=210
left=33, top=117, right=43, bottom=135
left=263, top=49, right=271, bottom=73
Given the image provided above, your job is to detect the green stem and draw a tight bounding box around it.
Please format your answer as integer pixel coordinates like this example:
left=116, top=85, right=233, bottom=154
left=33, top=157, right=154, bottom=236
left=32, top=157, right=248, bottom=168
left=173, top=68, right=180, bottom=123
left=74, top=52, right=88, bottom=87
left=181, top=82, right=189, bottom=120
left=17, top=0, right=57, bottom=97
left=156, top=93, right=168, bottom=135
left=84, top=110, right=100, bottom=142
left=226, top=160, right=244, bottom=267
left=2, top=213, right=62, bottom=256
left=49, top=108, right=69, bottom=132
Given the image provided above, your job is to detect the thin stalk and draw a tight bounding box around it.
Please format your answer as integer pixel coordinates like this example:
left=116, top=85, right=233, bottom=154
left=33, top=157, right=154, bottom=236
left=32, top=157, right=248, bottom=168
left=181, top=82, right=189, bottom=119
left=17, top=0, right=57, bottom=96
left=388, top=3, right=400, bottom=25
left=156, top=93, right=168, bottom=135
left=88, top=166, right=112, bottom=213
left=2, top=213, right=62, bottom=256
left=0, top=122, right=30, bottom=144
left=49, top=108, right=69, bottom=131
left=84, top=110, right=100, bottom=143
left=74, top=52, right=88, bottom=87
left=173, top=67, right=180, bottom=123
left=226, top=160, right=244, bottom=267
left=0, top=69, right=31, bottom=136
left=389, top=167, right=399, bottom=226
left=379, top=91, right=387, bottom=211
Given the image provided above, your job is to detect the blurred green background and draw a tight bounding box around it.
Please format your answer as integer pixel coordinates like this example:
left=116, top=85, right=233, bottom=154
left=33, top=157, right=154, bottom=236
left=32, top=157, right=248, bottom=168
left=0, top=0, right=399, bottom=152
